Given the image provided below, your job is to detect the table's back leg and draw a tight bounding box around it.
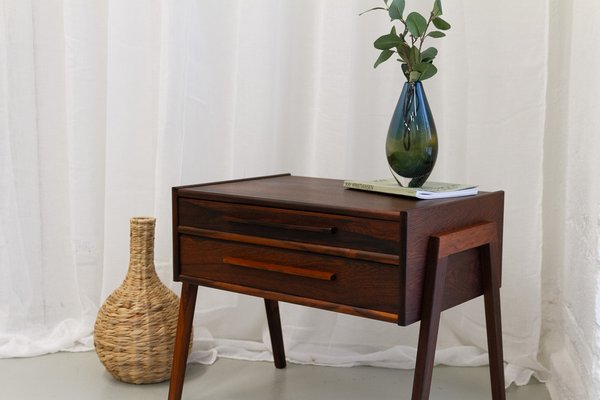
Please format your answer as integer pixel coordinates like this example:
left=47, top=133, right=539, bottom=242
left=168, top=283, right=198, bottom=400
left=264, top=299, right=287, bottom=368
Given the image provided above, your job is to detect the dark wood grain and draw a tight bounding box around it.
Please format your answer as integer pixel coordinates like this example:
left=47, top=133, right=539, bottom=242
left=264, top=299, right=287, bottom=369
left=401, top=193, right=504, bottom=325
left=481, top=240, right=506, bottom=400
left=412, top=238, right=449, bottom=400
left=177, top=175, right=457, bottom=220
left=178, top=235, right=400, bottom=315
left=412, top=221, right=505, bottom=400
left=178, top=197, right=402, bottom=256
left=176, top=277, right=399, bottom=323
left=168, top=283, right=198, bottom=400
left=223, top=256, right=337, bottom=281
left=230, top=217, right=336, bottom=234
left=176, top=175, right=504, bottom=325
left=435, top=222, right=498, bottom=258
left=177, top=225, right=399, bottom=265
left=171, top=188, right=181, bottom=281
left=169, top=174, right=506, bottom=400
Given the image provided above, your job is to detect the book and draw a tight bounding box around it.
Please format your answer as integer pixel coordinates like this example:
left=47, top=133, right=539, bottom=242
left=343, top=178, right=478, bottom=199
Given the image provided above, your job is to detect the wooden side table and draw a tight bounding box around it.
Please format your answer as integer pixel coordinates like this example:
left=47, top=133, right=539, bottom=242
left=168, top=174, right=505, bottom=400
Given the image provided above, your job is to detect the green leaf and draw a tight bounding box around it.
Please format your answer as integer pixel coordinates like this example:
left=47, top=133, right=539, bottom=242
left=412, top=62, right=428, bottom=72
left=432, top=17, right=451, bottom=30
left=408, top=46, right=421, bottom=66
left=396, top=41, right=411, bottom=63
left=374, top=49, right=394, bottom=68
left=414, top=62, right=438, bottom=80
left=427, top=31, right=446, bottom=38
left=433, top=0, right=443, bottom=17
left=401, top=63, right=410, bottom=80
left=420, top=47, right=438, bottom=62
left=388, top=0, right=405, bottom=21
left=406, top=12, right=428, bottom=38
left=358, top=6, right=386, bottom=16
left=374, top=33, right=401, bottom=50
left=409, top=71, right=421, bottom=82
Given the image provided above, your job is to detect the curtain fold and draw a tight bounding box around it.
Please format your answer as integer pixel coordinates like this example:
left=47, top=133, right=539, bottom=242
left=1, top=0, right=551, bottom=387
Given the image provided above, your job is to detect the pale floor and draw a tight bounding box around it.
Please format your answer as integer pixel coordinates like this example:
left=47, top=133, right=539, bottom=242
left=0, top=351, right=551, bottom=400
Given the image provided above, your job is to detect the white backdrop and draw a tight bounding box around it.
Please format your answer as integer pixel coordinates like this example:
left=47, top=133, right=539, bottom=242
left=1, top=0, right=549, bottom=386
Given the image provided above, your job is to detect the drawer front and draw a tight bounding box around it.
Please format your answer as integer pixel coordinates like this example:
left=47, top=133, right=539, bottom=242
left=178, top=198, right=400, bottom=256
left=178, top=235, right=400, bottom=314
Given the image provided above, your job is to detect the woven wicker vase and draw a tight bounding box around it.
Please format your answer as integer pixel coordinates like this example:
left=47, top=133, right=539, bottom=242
left=94, top=217, right=183, bottom=384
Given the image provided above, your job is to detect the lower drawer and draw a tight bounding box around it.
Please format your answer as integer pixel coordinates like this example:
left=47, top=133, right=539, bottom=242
left=178, top=235, right=400, bottom=315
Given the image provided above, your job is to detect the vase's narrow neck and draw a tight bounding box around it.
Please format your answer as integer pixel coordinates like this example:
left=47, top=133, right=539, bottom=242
left=129, top=217, right=155, bottom=266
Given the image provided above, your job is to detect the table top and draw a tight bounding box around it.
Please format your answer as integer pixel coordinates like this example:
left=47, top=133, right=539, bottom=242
left=176, top=174, right=500, bottom=221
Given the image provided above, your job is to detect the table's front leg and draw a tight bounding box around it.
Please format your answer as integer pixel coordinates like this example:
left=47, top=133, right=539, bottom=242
left=168, top=283, right=198, bottom=400
left=411, top=222, right=506, bottom=400
left=411, top=239, right=449, bottom=400
left=481, top=241, right=506, bottom=399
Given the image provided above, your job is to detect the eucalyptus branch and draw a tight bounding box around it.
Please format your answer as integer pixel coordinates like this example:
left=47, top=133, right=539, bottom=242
left=362, top=0, right=450, bottom=82
left=418, top=13, right=435, bottom=54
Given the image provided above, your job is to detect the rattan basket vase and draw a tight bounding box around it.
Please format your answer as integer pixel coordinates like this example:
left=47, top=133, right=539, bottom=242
left=94, top=217, right=185, bottom=384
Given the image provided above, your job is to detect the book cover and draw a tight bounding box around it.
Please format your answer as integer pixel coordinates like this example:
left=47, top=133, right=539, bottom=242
left=343, top=178, right=478, bottom=199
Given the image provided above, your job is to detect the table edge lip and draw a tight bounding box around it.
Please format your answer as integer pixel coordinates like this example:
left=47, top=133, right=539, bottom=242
left=173, top=175, right=503, bottom=222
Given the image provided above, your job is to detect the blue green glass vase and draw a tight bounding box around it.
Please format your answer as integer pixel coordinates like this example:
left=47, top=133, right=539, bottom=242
left=386, top=81, right=438, bottom=188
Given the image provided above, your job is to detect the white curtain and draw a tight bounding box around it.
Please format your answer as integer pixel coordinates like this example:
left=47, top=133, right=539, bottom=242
left=1, top=0, right=551, bottom=387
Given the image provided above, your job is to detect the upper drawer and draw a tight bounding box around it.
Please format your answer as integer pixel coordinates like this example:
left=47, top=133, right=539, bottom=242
left=177, top=198, right=401, bottom=257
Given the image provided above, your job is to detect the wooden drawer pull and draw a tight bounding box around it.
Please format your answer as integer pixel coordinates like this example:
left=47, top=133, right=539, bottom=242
left=229, top=218, right=336, bottom=234
left=222, top=257, right=336, bottom=281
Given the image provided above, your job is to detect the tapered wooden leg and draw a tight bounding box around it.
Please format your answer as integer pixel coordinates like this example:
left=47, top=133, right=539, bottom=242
left=481, top=242, right=506, bottom=400
left=168, top=283, right=198, bottom=400
left=264, top=299, right=287, bottom=369
left=411, top=238, right=449, bottom=400
left=411, top=222, right=505, bottom=400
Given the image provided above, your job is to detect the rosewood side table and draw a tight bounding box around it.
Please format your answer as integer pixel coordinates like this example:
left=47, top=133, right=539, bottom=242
left=168, top=174, right=506, bottom=400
